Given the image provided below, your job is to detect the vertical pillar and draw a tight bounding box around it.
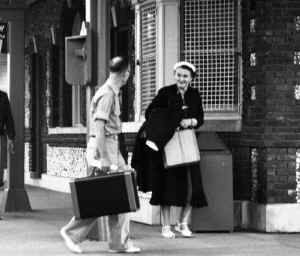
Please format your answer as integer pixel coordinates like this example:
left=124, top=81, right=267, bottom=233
left=97, top=0, right=110, bottom=86
left=85, top=0, right=110, bottom=136
left=30, top=53, right=42, bottom=179
left=85, top=0, right=110, bottom=241
left=134, top=4, right=141, bottom=121
left=156, top=0, right=180, bottom=89
left=1, top=12, right=31, bottom=212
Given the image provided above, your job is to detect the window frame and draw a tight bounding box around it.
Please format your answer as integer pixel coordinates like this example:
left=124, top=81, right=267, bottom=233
left=130, top=0, right=243, bottom=133
left=134, top=0, right=158, bottom=122
left=180, top=0, right=243, bottom=121
left=132, top=0, right=243, bottom=132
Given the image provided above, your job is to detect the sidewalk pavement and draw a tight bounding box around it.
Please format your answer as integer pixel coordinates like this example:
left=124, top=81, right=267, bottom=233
left=1, top=185, right=300, bottom=256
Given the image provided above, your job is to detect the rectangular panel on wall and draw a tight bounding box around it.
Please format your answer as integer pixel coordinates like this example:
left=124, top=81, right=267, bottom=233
left=140, top=2, right=156, bottom=115
left=183, top=0, right=240, bottom=113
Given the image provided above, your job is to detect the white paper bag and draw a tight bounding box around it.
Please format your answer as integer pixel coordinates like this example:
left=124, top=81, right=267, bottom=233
left=163, top=129, right=200, bottom=168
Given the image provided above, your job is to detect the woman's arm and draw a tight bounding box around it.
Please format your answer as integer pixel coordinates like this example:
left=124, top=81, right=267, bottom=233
left=145, top=88, right=167, bottom=119
left=182, top=90, right=204, bottom=129
left=193, top=92, right=204, bottom=129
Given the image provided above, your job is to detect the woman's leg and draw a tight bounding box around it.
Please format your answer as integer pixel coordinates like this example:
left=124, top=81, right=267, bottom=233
left=161, top=205, right=175, bottom=238
left=175, top=168, right=193, bottom=237
left=161, top=205, right=171, bottom=226
left=179, top=205, right=192, bottom=224
left=175, top=205, right=193, bottom=237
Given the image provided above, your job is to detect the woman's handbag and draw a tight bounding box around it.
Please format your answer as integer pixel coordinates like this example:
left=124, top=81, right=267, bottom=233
left=163, top=128, right=200, bottom=168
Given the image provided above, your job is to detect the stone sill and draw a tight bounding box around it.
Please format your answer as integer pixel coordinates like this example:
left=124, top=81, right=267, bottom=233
left=47, top=123, right=144, bottom=135
left=46, top=113, right=241, bottom=136
left=25, top=172, right=72, bottom=193
left=48, top=126, right=87, bottom=135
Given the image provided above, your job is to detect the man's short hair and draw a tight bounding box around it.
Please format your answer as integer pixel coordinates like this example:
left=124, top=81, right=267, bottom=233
left=109, top=56, right=129, bottom=73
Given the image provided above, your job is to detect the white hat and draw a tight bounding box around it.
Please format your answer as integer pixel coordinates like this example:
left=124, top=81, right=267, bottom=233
left=173, top=61, right=196, bottom=73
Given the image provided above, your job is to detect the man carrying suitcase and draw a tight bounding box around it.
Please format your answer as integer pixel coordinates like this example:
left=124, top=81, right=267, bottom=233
left=60, top=56, right=140, bottom=254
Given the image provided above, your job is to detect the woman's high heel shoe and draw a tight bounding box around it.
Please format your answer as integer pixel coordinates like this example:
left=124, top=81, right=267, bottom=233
left=174, top=222, right=193, bottom=237
left=161, top=225, right=176, bottom=238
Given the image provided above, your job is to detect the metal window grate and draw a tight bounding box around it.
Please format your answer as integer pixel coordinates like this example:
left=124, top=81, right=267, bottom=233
left=140, top=2, right=156, bottom=115
left=183, top=0, right=239, bottom=112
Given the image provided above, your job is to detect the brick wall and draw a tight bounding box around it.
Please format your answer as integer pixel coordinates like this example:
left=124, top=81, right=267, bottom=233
left=225, top=0, right=300, bottom=203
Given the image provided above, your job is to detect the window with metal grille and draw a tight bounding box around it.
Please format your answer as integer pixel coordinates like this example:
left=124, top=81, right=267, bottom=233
left=140, top=2, right=156, bottom=115
left=182, top=0, right=241, bottom=113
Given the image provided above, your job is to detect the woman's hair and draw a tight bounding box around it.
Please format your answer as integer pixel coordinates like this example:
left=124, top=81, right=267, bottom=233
left=178, top=65, right=196, bottom=78
left=109, top=56, right=129, bottom=74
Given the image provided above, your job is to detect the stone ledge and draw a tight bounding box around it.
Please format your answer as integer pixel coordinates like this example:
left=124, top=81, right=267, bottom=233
left=237, top=201, right=300, bottom=232
left=25, top=172, right=72, bottom=194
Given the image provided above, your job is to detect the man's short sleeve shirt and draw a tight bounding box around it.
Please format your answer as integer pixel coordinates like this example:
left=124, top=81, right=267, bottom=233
left=90, top=83, right=121, bottom=136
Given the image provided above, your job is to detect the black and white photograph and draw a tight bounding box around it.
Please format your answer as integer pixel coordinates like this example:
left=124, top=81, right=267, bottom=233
left=1, top=0, right=300, bottom=255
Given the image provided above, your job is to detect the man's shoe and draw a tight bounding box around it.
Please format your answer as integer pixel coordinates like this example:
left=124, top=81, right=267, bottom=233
left=60, top=227, right=83, bottom=254
left=108, top=245, right=141, bottom=253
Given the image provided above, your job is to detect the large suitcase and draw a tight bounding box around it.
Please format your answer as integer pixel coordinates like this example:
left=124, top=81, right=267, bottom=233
left=70, top=171, right=140, bottom=219
left=163, top=129, right=200, bottom=168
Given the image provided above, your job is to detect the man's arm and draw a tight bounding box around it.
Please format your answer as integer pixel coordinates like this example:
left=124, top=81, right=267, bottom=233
left=94, top=119, right=110, bottom=172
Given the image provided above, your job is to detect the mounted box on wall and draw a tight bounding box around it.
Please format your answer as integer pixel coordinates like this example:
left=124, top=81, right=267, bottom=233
left=65, top=24, right=91, bottom=85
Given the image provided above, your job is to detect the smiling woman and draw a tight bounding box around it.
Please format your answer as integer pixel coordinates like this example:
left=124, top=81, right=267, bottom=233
left=173, top=62, right=199, bottom=129
left=132, top=60, right=207, bottom=239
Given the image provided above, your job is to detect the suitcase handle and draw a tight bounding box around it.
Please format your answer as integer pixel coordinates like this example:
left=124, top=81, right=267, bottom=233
left=90, top=167, right=137, bottom=177
left=90, top=167, right=111, bottom=177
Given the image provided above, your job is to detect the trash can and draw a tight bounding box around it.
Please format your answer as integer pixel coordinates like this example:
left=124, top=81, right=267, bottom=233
left=191, top=132, right=233, bottom=232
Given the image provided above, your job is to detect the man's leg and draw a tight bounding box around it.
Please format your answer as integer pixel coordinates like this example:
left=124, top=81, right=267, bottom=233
left=108, top=213, right=130, bottom=250
left=60, top=216, right=97, bottom=253
left=106, top=137, right=140, bottom=253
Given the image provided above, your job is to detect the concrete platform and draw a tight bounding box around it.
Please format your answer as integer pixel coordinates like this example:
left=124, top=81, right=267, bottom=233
left=0, top=185, right=300, bottom=256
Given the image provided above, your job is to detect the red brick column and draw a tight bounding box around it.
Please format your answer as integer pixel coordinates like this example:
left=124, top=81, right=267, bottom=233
left=226, top=0, right=300, bottom=205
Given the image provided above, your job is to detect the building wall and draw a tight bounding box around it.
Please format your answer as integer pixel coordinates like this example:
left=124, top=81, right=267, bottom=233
left=223, top=0, right=300, bottom=204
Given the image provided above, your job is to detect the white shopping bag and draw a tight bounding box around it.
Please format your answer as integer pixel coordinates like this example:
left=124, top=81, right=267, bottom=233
left=163, top=129, right=200, bottom=169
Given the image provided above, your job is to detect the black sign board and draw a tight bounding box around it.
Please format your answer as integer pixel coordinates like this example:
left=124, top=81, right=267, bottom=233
left=0, top=23, right=8, bottom=53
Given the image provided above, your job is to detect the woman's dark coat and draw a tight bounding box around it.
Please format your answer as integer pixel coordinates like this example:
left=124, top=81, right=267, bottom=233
left=132, top=84, right=207, bottom=207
